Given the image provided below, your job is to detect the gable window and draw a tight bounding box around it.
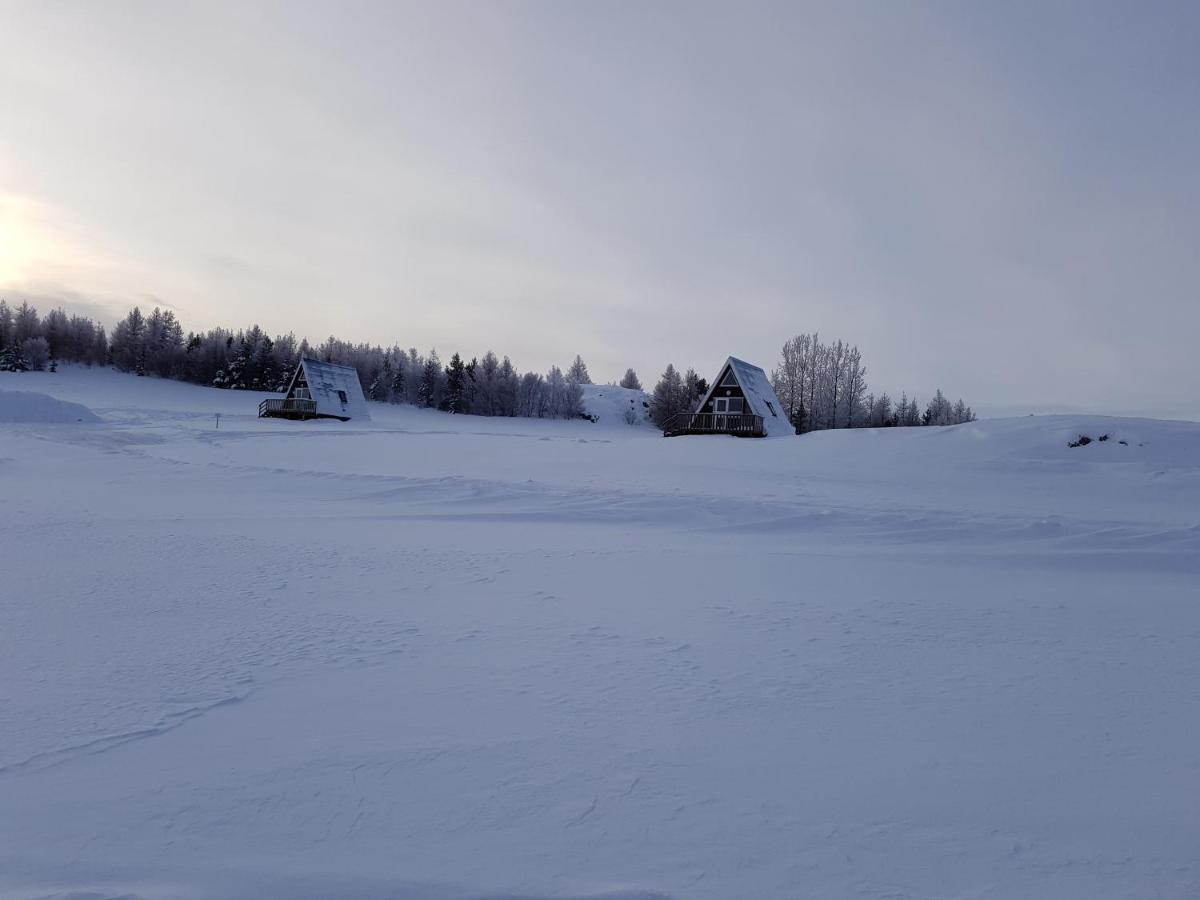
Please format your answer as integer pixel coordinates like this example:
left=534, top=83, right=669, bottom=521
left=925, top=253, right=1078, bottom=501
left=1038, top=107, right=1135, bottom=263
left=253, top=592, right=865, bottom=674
left=720, top=370, right=738, bottom=388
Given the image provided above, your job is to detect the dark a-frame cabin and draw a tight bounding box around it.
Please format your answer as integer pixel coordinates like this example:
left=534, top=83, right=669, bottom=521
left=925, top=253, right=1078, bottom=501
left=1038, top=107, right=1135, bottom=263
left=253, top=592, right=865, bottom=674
left=662, top=356, right=789, bottom=438
left=258, top=357, right=371, bottom=422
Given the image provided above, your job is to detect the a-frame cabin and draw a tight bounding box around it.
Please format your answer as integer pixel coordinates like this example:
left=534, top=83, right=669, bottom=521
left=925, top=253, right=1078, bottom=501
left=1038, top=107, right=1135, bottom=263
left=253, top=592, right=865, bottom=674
left=662, top=357, right=789, bottom=438
left=258, top=357, right=371, bottom=422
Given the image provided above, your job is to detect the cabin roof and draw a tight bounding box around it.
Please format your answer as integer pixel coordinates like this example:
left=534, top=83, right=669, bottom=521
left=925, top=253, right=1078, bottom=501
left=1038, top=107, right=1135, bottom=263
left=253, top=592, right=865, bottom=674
left=289, top=357, right=371, bottom=421
left=696, top=356, right=790, bottom=436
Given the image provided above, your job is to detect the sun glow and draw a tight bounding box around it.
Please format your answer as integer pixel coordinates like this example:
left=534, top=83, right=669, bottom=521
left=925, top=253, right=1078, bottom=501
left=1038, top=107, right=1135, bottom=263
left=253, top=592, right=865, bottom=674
left=0, top=194, right=41, bottom=285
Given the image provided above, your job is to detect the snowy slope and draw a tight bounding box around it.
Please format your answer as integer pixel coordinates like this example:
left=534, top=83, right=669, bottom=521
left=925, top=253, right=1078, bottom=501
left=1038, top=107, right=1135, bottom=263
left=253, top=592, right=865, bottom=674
left=1, top=366, right=1198, bottom=900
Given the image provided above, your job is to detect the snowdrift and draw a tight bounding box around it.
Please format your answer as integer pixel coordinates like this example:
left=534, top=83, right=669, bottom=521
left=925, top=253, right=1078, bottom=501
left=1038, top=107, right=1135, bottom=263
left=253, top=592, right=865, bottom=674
left=794, top=413, right=1200, bottom=470
left=0, top=389, right=101, bottom=424
left=580, top=383, right=654, bottom=428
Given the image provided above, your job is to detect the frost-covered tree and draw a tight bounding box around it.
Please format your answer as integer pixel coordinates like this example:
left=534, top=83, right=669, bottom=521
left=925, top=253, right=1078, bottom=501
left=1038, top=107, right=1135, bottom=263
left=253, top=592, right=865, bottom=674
left=110, top=307, right=147, bottom=373
left=389, top=350, right=405, bottom=402
left=771, top=333, right=815, bottom=426
left=841, top=346, right=868, bottom=428
left=772, top=331, right=971, bottom=431
left=868, top=392, right=894, bottom=428
left=369, top=355, right=393, bottom=402
left=497, top=356, right=519, bottom=416
left=142, top=307, right=184, bottom=378
left=567, top=355, right=592, bottom=385
left=21, top=336, right=49, bottom=371
left=473, top=351, right=501, bottom=415
left=13, top=301, right=39, bottom=345
left=41, top=307, right=68, bottom=360
left=649, top=363, right=688, bottom=428
left=443, top=352, right=467, bottom=413
left=544, top=365, right=583, bottom=418
left=418, top=350, right=442, bottom=408
left=517, top=371, right=546, bottom=418
left=619, top=368, right=641, bottom=390
left=0, top=300, right=12, bottom=349
left=683, top=368, right=704, bottom=411
left=923, top=390, right=954, bottom=426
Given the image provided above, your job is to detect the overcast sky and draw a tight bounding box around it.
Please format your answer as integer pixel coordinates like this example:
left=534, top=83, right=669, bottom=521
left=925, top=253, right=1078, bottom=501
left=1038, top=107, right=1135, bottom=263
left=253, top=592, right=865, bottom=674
left=1, top=1, right=1197, bottom=417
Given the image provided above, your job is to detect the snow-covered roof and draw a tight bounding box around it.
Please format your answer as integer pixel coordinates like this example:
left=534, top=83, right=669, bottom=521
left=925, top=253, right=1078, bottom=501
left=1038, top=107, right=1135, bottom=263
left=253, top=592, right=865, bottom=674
left=696, top=356, right=791, bottom=437
left=293, top=358, right=371, bottom=421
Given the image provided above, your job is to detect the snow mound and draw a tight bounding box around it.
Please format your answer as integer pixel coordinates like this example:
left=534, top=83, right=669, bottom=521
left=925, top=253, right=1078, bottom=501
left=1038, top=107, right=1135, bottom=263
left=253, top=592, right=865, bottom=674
left=0, top=390, right=101, bottom=424
left=580, top=384, right=654, bottom=428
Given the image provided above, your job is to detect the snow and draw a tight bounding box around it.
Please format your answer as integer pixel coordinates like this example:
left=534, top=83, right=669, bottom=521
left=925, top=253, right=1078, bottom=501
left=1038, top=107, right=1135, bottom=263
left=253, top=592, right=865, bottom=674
left=580, top=383, right=653, bottom=428
left=2, top=365, right=1199, bottom=900
left=0, top=389, right=101, bottom=423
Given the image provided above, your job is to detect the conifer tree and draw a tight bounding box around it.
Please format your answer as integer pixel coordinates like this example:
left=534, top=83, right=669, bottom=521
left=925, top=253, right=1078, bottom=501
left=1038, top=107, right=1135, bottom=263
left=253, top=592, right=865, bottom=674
left=444, top=352, right=467, bottom=413
left=650, top=364, right=687, bottom=428
left=567, top=355, right=591, bottom=385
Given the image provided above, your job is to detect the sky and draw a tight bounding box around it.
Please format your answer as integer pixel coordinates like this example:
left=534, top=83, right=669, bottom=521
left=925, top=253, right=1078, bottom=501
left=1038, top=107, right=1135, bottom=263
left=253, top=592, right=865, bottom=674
left=1, top=1, right=1197, bottom=418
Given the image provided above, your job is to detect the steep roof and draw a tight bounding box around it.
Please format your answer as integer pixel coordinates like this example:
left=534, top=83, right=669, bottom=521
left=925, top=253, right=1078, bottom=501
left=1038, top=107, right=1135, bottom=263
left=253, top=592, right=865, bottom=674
left=290, top=357, right=371, bottom=421
left=696, top=356, right=791, bottom=437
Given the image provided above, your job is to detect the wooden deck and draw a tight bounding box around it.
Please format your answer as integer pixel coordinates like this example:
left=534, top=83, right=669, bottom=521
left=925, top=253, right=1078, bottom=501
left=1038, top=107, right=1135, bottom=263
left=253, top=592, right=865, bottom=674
left=661, top=412, right=765, bottom=437
left=258, top=398, right=318, bottom=420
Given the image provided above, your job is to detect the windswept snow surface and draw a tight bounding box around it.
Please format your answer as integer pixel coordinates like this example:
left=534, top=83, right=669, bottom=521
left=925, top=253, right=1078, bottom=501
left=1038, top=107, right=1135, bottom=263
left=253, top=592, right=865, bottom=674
left=2, top=366, right=1198, bottom=900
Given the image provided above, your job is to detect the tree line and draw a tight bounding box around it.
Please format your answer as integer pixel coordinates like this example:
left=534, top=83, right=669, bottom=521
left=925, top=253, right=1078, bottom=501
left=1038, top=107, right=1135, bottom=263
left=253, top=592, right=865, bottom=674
left=0, top=299, right=108, bottom=372
left=767, top=332, right=973, bottom=430
left=646, top=333, right=974, bottom=431
left=0, top=300, right=593, bottom=420
left=1, top=299, right=976, bottom=429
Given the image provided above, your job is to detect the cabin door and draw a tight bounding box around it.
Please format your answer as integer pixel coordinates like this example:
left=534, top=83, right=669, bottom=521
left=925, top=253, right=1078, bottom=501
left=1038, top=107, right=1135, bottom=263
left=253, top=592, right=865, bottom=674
left=714, top=397, right=743, bottom=427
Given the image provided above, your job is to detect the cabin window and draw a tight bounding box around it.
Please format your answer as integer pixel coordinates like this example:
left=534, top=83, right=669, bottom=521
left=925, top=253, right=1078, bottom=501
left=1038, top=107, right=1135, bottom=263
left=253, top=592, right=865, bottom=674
left=337, top=390, right=348, bottom=405
left=765, top=401, right=776, bottom=417
left=715, top=397, right=744, bottom=414
left=294, top=388, right=311, bottom=400
left=720, top=370, right=738, bottom=388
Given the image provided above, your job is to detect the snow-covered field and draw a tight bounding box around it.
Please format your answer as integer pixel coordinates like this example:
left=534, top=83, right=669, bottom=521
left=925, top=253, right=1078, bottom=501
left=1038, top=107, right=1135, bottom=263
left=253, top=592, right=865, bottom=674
left=2, top=366, right=1198, bottom=900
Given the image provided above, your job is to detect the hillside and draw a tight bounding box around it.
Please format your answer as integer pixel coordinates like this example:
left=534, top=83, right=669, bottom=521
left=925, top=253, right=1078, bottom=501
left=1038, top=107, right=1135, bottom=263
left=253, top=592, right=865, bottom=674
left=2, top=366, right=1198, bottom=900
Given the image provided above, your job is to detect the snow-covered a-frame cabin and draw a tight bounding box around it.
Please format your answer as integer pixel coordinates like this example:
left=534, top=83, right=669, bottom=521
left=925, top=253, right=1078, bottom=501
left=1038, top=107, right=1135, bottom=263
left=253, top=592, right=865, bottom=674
left=258, top=357, right=371, bottom=422
left=662, top=356, right=790, bottom=438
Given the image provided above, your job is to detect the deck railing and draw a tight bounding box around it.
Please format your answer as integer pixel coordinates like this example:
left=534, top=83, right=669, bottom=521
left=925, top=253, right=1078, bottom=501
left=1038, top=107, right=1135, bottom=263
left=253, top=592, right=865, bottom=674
left=258, top=397, right=318, bottom=418
left=661, top=412, right=765, bottom=437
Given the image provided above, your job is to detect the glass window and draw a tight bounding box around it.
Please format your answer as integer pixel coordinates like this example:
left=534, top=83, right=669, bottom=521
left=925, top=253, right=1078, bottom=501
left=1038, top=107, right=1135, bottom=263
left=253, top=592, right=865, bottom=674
left=720, top=370, right=738, bottom=387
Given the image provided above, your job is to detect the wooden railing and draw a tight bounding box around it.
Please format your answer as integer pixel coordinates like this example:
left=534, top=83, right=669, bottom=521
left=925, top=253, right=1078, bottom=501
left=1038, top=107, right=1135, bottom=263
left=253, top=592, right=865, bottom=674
left=661, top=413, right=765, bottom=437
left=258, top=397, right=318, bottom=418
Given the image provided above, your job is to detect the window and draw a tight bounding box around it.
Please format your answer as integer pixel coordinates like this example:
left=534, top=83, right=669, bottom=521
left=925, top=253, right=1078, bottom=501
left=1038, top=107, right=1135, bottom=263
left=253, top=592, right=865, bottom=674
left=715, top=397, right=744, bottom=414
left=720, top=369, right=738, bottom=387
left=766, top=401, right=776, bottom=417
